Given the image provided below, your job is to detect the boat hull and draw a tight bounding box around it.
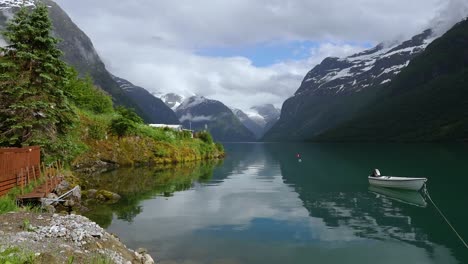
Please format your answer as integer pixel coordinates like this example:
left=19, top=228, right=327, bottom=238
left=368, top=176, right=427, bottom=191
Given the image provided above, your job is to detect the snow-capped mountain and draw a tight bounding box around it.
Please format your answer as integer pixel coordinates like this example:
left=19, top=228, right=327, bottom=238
left=250, top=104, right=281, bottom=130
left=319, top=18, right=468, bottom=141
left=232, top=108, right=264, bottom=139
left=296, top=29, right=434, bottom=96
left=176, top=96, right=255, bottom=142
left=264, top=29, right=436, bottom=141
left=233, top=104, right=281, bottom=139
left=160, top=93, right=185, bottom=111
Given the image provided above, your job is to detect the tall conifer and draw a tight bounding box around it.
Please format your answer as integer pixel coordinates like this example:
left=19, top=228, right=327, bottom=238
left=0, top=4, right=76, bottom=151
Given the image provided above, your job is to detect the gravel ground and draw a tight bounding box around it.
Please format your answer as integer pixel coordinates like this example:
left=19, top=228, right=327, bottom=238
left=0, top=212, right=155, bottom=264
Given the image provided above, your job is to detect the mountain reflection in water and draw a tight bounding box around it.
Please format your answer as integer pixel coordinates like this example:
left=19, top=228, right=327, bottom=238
left=84, top=143, right=468, bottom=264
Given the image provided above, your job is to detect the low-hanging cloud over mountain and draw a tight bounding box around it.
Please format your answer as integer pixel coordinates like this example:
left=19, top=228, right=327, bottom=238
left=55, top=0, right=466, bottom=111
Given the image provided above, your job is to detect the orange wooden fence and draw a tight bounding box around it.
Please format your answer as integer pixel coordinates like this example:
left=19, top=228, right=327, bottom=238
left=0, top=146, right=41, bottom=196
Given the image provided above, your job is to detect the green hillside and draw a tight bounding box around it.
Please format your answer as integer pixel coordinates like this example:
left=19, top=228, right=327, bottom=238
left=317, top=19, right=468, bottom=141
left=0, top=5, right=223, bottom=165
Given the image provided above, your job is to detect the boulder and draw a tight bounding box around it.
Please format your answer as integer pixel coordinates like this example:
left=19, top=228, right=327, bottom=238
left=95, top=190, right=121, bottom=203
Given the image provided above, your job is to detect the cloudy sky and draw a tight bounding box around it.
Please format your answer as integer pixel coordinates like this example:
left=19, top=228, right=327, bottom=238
left=54, top=0, right=468, bottom=111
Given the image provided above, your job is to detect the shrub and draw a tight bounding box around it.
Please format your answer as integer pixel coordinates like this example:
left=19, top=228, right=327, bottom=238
left=195, top=131, right=213, bottom=144
left=115, top=106, right=143, bottom=124
left=215, top=142, right=224, bottom=152
left=110, top=117, right=136, bottom=138
left=66, top=72, right=114, bottom=114
left=88, top=123, right=108, bottom=140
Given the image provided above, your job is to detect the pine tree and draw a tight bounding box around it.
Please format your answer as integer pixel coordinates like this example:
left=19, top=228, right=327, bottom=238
left=0, top=4, right=76, bottom=151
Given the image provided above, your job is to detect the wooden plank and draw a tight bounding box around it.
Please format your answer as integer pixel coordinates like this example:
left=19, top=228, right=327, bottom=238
left=17, top=192, right=46, bottom=199
left=0, top=183, right=17, bottom=193
left=0, top=146, right=41, bottom=196
left=0, top=178, right=17, bottom=188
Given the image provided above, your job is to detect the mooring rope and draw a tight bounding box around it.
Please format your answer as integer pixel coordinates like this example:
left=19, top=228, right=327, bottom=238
left=423, top=184, right=468, bottom=249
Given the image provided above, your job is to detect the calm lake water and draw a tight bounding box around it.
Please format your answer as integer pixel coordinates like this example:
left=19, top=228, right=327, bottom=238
left=84, top=143, right=468, bottom=264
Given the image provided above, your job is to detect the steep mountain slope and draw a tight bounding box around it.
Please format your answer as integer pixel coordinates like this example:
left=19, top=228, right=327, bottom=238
left=232, top=109, right=264, bottom=139
left=318, top=18, right=468, bottom=141
left=112, top=76, right=180, bottom=124
left=176, top=96, right=256, bottom=142
left=263, top=29, right=435, bottom=141
left=0, top=0, right=177, bottom=124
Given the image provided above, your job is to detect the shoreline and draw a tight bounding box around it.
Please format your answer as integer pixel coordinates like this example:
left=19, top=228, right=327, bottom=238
left=0, top=212, right=154, bottom=264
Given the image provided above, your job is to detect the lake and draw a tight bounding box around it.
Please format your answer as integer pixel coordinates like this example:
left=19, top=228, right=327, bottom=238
left=84, top=143, right=468, bottom=264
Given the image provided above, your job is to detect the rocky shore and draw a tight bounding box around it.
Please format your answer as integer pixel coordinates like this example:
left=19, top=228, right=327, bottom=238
left=0, top=212, right=155, bottom=264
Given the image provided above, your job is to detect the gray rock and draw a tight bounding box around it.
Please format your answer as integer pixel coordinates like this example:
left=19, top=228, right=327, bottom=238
left=46, top=193, right=58, bottom=200
left=86, top=189, right=98, bottom=199
left=143, top=253, right=155, bottom=264
left=136, top=248, right=147, bottom=254
left=45, top=205, right=56, bottom=214
left=55, top=180, right=71, bottom=195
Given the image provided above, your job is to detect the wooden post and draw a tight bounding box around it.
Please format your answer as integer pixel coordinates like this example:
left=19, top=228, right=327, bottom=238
left=26, top=166, right=30, bottom=185
left=20, top=168, right=24, bottom=194
left=32, top=165, right=36, bottom=181
left=41, top=162, right=46, bottom=180
left=45, top=167, right=48, bottom=194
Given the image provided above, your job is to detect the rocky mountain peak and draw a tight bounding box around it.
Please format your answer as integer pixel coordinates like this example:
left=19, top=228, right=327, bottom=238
left=160, top=93, right=184, bottom=110
left=295, top=29, right=435, bottom=96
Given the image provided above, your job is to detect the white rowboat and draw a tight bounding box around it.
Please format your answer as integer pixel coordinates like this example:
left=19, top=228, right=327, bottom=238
left=368, top=176, right=427, bottom=191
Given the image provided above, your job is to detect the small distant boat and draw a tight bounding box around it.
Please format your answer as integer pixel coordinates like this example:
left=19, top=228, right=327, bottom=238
left=368, top=169, right=427, bottom=191
left=369, top=186, right=427, bottom=207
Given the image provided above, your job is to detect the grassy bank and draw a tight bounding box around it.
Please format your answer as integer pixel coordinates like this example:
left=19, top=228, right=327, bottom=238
left=0, top=179, right=46, bottom=215
left=73, top=109, right=224, bottom=169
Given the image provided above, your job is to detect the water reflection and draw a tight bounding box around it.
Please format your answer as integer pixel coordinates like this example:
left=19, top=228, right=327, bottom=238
left=84, top=143, right=467, bottom=263
left=369, top=186, right=427, bottom=207
left=82, top=161, right=222, bottom=227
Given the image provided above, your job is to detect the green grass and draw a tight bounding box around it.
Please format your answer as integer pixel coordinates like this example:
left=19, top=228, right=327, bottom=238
left=90, top=254, right=113, bottom=264
left=0, top=247, right=36, bottom=264
left=0, top=179, right=45, bottom=215
left=0, top=196, right=18, bottom=215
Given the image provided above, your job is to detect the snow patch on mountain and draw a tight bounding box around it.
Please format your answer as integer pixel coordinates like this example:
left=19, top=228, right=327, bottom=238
left=0, top=0, right=35, bottom=9
left=113, top=77, right=134, bottom=91
left=245, top=111, right=267, bottom=125
left=297, top=29, right=435, bottom=96
left=177, top=96, right=210, bottom=111
left=160, top=93, right=184, bottom=111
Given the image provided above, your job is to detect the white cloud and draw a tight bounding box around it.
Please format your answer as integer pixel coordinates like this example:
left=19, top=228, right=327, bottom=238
left=430, top=0, right=468, bottom=36
left=179, top=113, right=214, bottom=123
left=76, top=39, right=365, bottom=110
